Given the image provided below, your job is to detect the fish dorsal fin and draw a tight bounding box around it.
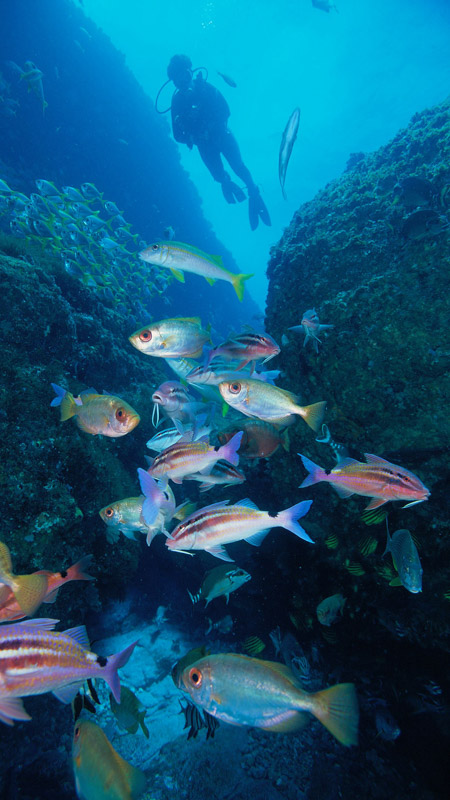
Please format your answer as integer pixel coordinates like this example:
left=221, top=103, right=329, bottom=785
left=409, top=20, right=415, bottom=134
left=277, top=386, right=299, bottom=404
left=236, top=498, right=259, bottom=511
left=363, top=453, right=393, bottom=466
left=257, top=658, right=297, bottom=681
left=80, top=387, right=98, bottom=397
left=334, top=457, right=361, bottom=469
left=195, top=500, right=230, bottom=513
left=211, top=254, right=224, bottom=267
left=176, top=317, right=201, bottom=326
left=63, top=624, right=90, bottom=650
left=14, top=617, right=59, bottom=631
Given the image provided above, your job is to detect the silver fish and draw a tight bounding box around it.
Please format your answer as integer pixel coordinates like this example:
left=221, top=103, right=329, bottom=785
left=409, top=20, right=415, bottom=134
left=279, top=108, right=300, bottom=200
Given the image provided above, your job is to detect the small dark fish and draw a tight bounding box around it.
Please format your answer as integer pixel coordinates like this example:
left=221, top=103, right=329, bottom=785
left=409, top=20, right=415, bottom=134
left=375, top=706, right=401, bottom=741
left=394, top=176, right=435, bottom=208
left=71, top=680, right=100, bottom=722
left=179, top=698, right=205, bottom=739
left=217, top=71, right=237, bottom=88
left=279, top=108, right=300, bottom=200
left=401, top=209, right=448, bottom=241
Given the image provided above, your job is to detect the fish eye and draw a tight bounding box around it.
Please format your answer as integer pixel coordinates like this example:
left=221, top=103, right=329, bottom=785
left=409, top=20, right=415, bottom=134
left=74, top=725, right=81, bottom=739
left=152, top=244, right=159, bottom=251
left=115, top=407, right=127, bottom=422
left=229, top=382, right=241, bottom=394
left=139, top=329, right=152, bottom=342
left=188, top=667, right=203, bottom=687
left=105, top=507, right=114, bottom=518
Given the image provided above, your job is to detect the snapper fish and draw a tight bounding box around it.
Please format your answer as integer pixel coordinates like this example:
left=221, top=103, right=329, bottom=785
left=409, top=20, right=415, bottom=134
left=181, top=653, right=358, bottom=745
left=139, top=241, right=253, bottom=301
left=0, top=555, right=94, bottom=623
left=0, top=541, right=48, bottom=618
left=129, top=317, right=211, bottom=359
left=219, top=377, right=326, bottom=432
left=51, top=384, right=140, bottom=437
left=279, top=107, right=300, bottom=200
left=167, top=496, right=314, bottom=562
left=0, top=618, right=137, bottom=725
left=145, top=431, right=243, bottom=485
left=384, top=527, right=423, bottom=594
left=151, top=381, right=202, bottom=428
left=72, top=719, right=146, bottom=800
left=289, top=309, right=334, bottom=353
left=316, top=594, right=346, bottom=626
left=298, top=453, right=430, bottom=510
left=188, top=564, right=251, bottom=607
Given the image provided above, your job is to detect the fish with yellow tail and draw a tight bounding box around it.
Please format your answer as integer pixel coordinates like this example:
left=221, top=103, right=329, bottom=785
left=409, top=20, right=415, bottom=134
left=298, top=453, right=430, bottom=510
left=129, top=316, right=211, bottom=359
left=181, top=653, right=358, bottom=745
left=0, top=618, right=137, bottom=724
left=167, top=496, right=314, bottom=562
left=139, top=240, right=253, bottom=301
left=0, top=541, right=48, bottom=617
left=219, top=377, right=326, bottom=432
left=51, top=384, right=140, bottom=437
left=73, top=719, right=146, bottom=800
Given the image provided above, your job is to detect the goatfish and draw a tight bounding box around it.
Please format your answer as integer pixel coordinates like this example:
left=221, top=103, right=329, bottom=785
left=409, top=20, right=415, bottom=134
left=73, top=720, right=146, bottom=800
left=0, top=618, right=137, bottom=725
left=384, top=527, right=423, bottom=594
left=129, top=317, right=211, bottom=359
left=217, top=419, right=289, bottom=459
left=0, top=555, right=94, bottom=622
left=298, top=453, right=430, bottom=510
left=181, top=653, right=358, bottom=745
left=279, top=107, right=300, bottom=200
left=109, top=686, right=149, bottom=738
left=0, top=541, right=48, bottom=618
left=184, top=460, right=246, bottom=492
left=188, top=564, right=251, bottom=607
left=139, top=241, right=253, bottom=301
left=219, top=378, right=326, bottom=432
left=51, top=384, right=140, bottom=437
left=145, top=431, right=243, bottom=484
left=204, top=332, right=280, bottom=370
left=167, top=497, right=314, bottom=561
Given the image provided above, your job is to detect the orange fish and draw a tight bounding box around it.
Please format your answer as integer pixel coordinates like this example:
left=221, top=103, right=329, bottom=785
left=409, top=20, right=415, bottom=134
left=0, top=555, right=95, bottom=622
left=51, top=384, right=140, bottom=437
left=217, top=419, right=289, bottom=459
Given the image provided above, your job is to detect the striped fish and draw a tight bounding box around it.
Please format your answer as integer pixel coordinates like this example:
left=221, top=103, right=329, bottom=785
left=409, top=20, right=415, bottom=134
left=166, top=497, right=314, bottom=561
left=299, top=453, right=430, bottom=510
left=147, top=431, right=243, bottom=484
left=204, top=332, right=280, bottom=370
left=0, top=618, right=137, bottom=725
left=184, top=460, right=246, bottom=492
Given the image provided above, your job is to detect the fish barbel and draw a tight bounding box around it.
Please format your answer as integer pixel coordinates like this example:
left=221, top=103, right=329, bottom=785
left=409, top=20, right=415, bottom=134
left=0, top=618, right=137, bottom=725
left=139, top=241, right=253, bottom=301
left=299, top=453, right=430, bottom=510
left=146, top=431, right=243, bottom=484
left=167, top=496, right=314, bottom=561
left=129, top=317, right=211, bottom=358
left=72, top=719, right=146, bottom=800
left=181, top=653, right=358, bottom=745
left=219, top=377, right=326, bottom=432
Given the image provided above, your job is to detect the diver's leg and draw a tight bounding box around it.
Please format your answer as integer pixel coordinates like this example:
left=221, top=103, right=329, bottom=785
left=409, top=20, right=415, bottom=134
left=197, top=142, right=246, bottom=204
left=221, top=131, right=271, bottom=230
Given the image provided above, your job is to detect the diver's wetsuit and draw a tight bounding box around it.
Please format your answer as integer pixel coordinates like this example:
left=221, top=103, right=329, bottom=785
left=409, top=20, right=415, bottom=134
left=171, top=74, right=270, bottom=230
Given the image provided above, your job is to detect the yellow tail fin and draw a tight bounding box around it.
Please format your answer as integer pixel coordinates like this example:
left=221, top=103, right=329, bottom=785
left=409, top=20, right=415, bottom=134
left=310, top=683, right=359, bottom=746
left=299, top=401, right=327, bottom=433
left=13, top=573, right=49, bottom=616
left=0, top=541, right=13, bottom=578
left=60, top=391, right=77, bottom=422
left=231, top=272, right=253, bottom=302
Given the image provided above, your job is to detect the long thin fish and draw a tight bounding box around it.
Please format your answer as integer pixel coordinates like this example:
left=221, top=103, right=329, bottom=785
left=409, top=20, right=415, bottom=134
left=279, top=108, right=300, bottom=200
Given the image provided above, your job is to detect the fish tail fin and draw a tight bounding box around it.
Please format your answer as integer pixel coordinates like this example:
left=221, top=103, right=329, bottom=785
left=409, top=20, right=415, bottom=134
left=298, top=454, right=327, bottom=488
left=277, top=500, right=314, bottom=543
left=205, top=618, right=213, bottom=635
left=50, top=383, right=67, bottom=407
left=137, top=468, right=162, bottom=525
left=13, top=573, right=48, bottom=616
left=187, top=589, right=199, bottom=605
left=202, top=344, right=213, bottom=369
left=59, top=390, right=78, bottom=421
left=104, top=640, right=138, bottom=703
left=309, top=683, right=359, bottom=746
left=139, top=711, right=150, bottom=739
left=232, top=272, right=253, bottom=301
left=298, top=401, right=327, bottom=432
left=220, top=430, right=243, bottom=466
left=66, top=554, right=95, bottom=582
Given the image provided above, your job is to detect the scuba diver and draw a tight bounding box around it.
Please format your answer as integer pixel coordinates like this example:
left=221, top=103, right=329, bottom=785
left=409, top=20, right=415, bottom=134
left=164, top=54, right=271, bottom=232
